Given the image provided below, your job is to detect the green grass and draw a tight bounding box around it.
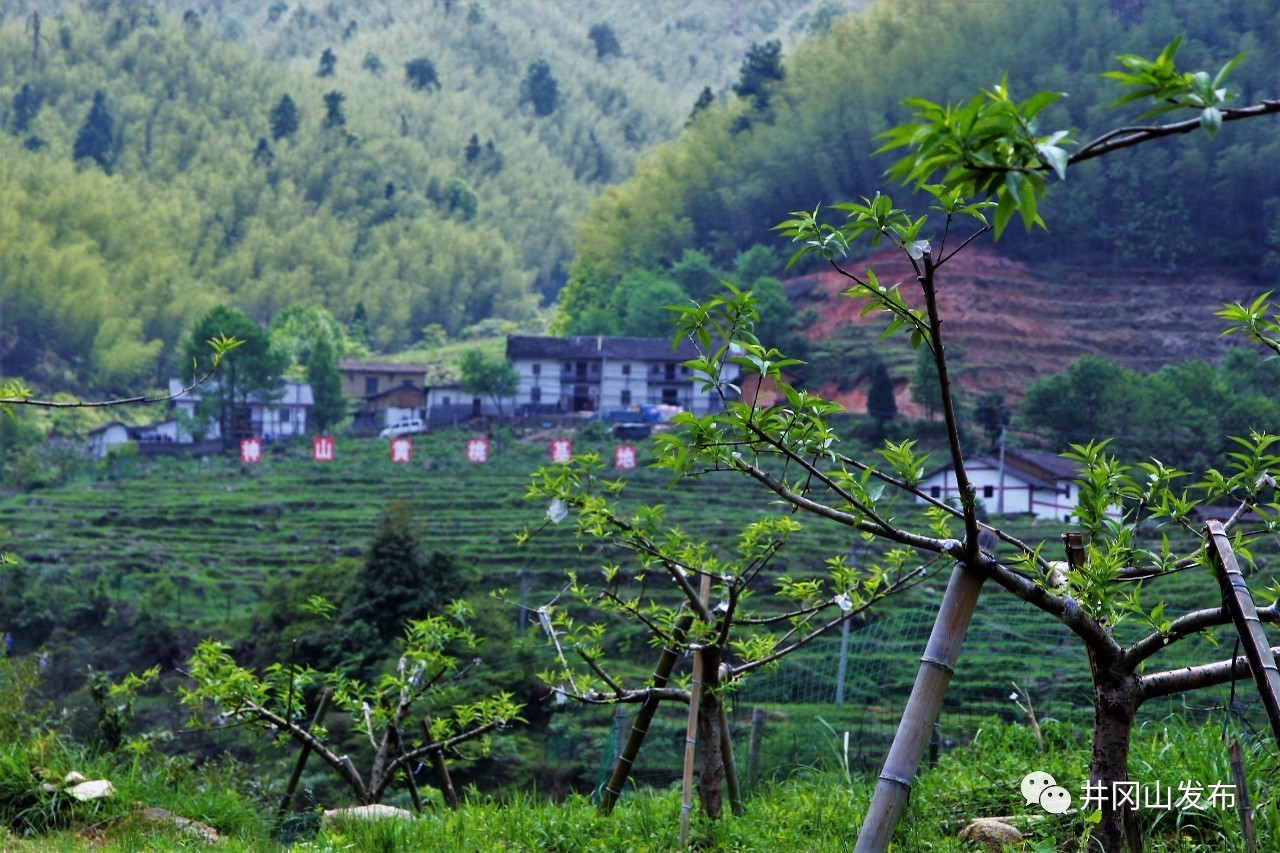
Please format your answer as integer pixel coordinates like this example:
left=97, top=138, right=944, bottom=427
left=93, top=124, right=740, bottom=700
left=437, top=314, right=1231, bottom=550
left=2, top=718, right=1268, bottom=850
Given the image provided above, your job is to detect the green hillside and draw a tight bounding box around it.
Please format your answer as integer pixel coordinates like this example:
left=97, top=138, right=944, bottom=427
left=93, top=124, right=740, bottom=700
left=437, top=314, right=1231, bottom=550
left=565, top=0, right=1280, bottom=328
left=0, top=0, right=850, bottom=396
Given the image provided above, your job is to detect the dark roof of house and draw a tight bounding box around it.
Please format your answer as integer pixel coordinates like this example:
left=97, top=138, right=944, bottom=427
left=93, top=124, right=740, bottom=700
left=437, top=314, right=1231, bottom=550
left=338, top=360, right=429, bottom=375
left=919, top=446, right=1081, bottom=491
left=506, top=335, right=699, bottom=361
left=1001, top=447, right=1081, bottom=483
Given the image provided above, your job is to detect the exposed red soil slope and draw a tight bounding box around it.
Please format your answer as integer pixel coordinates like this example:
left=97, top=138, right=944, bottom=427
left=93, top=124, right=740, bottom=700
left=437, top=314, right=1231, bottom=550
left=784, top=247, right=1266, bottom=416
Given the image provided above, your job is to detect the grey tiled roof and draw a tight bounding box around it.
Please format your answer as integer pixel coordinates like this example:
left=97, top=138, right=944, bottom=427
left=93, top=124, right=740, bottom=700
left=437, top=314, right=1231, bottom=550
left=507, top=335, right=698, bottom=361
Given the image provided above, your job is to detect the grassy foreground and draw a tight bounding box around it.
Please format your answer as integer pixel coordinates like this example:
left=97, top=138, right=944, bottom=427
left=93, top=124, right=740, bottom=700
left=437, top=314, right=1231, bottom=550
left=1, top=717, right=1272, bottom=851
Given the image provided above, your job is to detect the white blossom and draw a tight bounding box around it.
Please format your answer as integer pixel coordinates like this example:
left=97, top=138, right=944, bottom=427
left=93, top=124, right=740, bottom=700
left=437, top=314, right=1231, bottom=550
left=546, top=499, right=568, bottom=524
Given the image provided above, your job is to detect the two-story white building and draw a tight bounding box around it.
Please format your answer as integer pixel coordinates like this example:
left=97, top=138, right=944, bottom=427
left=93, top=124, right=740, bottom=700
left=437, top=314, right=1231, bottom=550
left=916, top=446, right=1086, bottom=521
left=505, top=336, right=718, bottom=416
left=168, top=378, right=313, bottom=442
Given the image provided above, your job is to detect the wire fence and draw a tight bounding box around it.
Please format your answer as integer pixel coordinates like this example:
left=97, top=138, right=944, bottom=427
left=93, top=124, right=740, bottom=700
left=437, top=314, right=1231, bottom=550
left=588, top=595, right=1266, bottom=795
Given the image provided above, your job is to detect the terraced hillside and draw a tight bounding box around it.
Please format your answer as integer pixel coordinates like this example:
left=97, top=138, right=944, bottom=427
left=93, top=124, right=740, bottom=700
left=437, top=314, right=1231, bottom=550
left=787, top=247, right=1266, bottom=418
left=0, top=429, right=888, bottom=639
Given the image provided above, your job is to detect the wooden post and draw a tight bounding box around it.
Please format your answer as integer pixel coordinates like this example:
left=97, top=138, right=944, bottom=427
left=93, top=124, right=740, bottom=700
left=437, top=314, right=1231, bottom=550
left=856, top=562, right=984, bottom=852
left=1206, top=520, right=1280, bottom=745
left=420, top=716, right=459, bottom=809
left=679, top=574, right=712, bottom=846
left=274, top=688, right=332, bottom=829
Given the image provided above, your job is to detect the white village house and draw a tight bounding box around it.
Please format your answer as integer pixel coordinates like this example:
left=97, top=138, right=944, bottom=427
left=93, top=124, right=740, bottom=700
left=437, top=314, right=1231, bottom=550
left=506, top=336, right=718, bottom=416
left=167, top=378, right=314, bottom=442
left=915, top=446, right=1086, bottom=521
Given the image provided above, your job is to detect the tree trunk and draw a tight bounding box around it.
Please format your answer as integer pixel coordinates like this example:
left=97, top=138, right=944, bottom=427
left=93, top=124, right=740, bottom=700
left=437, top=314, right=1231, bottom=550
left=696, top=645, right=725, bottom=819
left=1089, top=670, right=1142, bottom=853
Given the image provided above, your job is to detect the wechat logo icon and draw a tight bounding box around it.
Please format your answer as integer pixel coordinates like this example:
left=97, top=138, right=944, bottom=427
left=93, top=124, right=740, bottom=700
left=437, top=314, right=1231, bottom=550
left=1022, top=770, right=1072, bottom=815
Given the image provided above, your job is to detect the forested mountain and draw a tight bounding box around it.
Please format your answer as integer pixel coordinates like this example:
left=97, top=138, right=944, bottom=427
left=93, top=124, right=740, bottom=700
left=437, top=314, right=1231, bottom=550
left=561, top=0, right=1280, bottom=332
left=0, top=0, right=845, bottom=394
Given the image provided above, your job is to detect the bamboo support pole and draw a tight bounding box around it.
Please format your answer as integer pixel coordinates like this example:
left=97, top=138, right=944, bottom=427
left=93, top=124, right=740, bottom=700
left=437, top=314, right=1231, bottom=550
left=598, top=607, right=696, bottom=814
left=420, top=716, right=459, bottom=810
left=274, top=688, right=332, bottom=829
left=1229, top=738, right=1257, bottom=853
left=1206, top=520, right=1280, bottom=745
left=856, top=562, right=984, bottom=852
left=679, top=574, right=712, bottom=846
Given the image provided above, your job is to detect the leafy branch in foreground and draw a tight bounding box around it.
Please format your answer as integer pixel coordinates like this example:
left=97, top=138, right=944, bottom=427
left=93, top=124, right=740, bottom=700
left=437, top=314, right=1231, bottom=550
left=778, top=37, right=1280, bottom=853
left=0, top=334, right=243, bottom=414
left=179, top=602, right=523, bottom=808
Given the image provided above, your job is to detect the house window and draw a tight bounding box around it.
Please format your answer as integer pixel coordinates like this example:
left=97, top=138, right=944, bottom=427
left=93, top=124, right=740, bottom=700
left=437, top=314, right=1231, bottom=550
left=532, top=363, right=541, bottom=376
left=1064, top=514, right=1073, bottom=523
left=930, top=486, right=942, bottom=499
left=664, top=363, right=676, bottom=381
left=531, top=386, right=542, bottom=404
left=621, top=389, right=632, bottom=407
left=622, top=363, right=631, bottom=376
left=983, top=485, right=994, bottom=499
left=576, top=361, right=588, bottom=379
left=681, top=365, right=691, bottom=375
left=364, top=377, right=378, bottom=396
left=1064, top=484, right=1072, bottom=498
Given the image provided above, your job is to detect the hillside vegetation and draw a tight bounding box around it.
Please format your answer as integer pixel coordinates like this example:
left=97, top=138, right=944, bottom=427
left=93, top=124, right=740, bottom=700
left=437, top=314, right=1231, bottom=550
left=562, top=0, right=1280, bottom=331
left=0, top=0, right=847, bottom=396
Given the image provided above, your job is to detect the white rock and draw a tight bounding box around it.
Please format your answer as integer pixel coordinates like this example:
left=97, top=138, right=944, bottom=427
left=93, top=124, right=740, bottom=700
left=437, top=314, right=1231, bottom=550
left=322, top=804, right=414, bottom=825
left=68, top=780, right=116, bottom=801
left=63, top=771, right=87, bottom=785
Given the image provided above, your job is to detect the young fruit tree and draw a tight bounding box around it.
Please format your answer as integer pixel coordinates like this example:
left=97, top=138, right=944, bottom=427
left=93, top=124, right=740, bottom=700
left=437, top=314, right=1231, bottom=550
left=179, top=601, right=523, bottom=809
left=530, top=37, right=1280, bottom=853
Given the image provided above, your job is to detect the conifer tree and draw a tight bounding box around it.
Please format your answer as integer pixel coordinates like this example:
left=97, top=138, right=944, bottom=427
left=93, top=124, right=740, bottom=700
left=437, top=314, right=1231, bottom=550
left=251, top=137, right=273, bottom=166
left=306, top=335, right=346, bottom=433
left=865, top=359, right=898, bottom=423
left=72, top=91, right=114, bottom=172
left=732, top=40, right=784, bottom=110
left=323, top=91, right=346, bottom=128
left=520, top=60, right=559, bottom=117
left=688, top=86, right=715, bottom=123
left=404, top=57, right=441, bottom=91
left=588, top=23, right=621, bottom=59
left=10, top=84, right=41, bottom=135
left=318, top=47, right=336, bottom=77
left=269, top=94, right=298, bottom=141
